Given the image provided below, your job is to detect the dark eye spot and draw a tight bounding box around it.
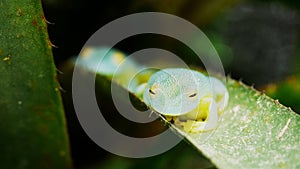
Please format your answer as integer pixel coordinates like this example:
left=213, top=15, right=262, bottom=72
left=149, top=89, right=156, bottom=95
left=189, top=93, right=197, bottom=97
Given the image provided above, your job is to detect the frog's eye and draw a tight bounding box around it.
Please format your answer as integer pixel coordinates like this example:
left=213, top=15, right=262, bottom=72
left=149, top=89, right=156, bottom=95
left=149, top=83, right=160, bottom=95
left=189, top=93, right=197, bottom=98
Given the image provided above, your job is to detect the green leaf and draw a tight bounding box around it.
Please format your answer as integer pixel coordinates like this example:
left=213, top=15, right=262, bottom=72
left=71, top=46, right=300, bottom=168
left=90, top=69, right=300, bottom=169
left=173, top=78, right=300, bottom=169
left=0, top=1, right=72, bottom=169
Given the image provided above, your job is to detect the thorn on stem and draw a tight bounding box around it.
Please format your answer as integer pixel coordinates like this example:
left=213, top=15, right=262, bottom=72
left=56, top=68, right=63, bottom=74
left=48, top=40, right=58, bottom=48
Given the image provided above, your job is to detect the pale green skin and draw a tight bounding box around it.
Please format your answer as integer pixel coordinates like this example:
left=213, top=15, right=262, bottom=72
left=76, top=48, right=228, bottom=132
left=76, top=47, right=142, bottom=91
left=143, top=68, right=229, bottom=132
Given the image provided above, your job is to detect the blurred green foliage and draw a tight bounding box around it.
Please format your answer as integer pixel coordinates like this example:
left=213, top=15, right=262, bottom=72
left=265, top=75, right=300, bottom=112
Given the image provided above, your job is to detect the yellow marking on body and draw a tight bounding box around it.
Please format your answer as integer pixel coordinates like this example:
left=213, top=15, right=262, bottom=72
left=184, top=95, right=213, bottom=121
left=80, top=47, right=94, bottom=59
left=112, top=52, right=125, bottom=65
